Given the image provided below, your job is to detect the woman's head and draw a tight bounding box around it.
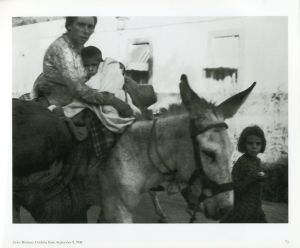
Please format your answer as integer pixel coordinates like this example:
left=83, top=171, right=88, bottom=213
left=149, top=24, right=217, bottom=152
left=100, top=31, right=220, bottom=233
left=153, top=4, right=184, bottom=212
left=237, top=125, right=266, bottom=156
left=65, top=16, right=98, bottom=47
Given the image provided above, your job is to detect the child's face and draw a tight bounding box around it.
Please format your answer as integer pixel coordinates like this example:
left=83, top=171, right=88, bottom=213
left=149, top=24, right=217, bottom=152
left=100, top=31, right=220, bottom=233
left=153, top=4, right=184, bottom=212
left=83, top=57, right=100, bottom=78
left=245, top=135, right=262, bottom=157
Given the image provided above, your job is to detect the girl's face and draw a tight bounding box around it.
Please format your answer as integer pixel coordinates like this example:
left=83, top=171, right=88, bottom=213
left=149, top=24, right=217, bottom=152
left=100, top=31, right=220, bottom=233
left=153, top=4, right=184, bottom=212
left=245, top=135, right=262, bottom=157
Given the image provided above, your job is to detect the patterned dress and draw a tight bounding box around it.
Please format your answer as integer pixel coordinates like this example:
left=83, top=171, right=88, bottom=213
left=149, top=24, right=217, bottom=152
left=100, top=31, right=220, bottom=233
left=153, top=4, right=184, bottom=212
left=32, top=34, right=108, bottom=106
left=32, top=33, right=117, bottom=161
left=220, top=153, right=267, bottom=223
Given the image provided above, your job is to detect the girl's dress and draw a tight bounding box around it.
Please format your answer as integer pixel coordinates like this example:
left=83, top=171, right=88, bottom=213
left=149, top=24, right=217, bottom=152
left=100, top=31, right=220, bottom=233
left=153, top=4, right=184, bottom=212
left=220, top=153, right=267, bottom=223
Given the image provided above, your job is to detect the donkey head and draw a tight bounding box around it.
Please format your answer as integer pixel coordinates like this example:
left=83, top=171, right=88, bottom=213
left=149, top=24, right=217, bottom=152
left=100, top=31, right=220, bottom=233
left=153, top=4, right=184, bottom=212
left=180, top=74, right=256, bottom=220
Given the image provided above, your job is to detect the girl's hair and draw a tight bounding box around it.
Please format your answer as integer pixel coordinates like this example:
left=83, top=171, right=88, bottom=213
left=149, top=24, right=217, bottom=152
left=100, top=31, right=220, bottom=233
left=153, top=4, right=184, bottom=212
left=81, top=46, right=103, bottom=62
left=237, top=125, right=266, bottom=153
left=65, top=16, right=98, bottom=31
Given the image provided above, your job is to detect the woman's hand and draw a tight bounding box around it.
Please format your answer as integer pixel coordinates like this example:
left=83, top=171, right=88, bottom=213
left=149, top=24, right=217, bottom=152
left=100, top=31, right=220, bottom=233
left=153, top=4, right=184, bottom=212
left=110, top=97, right=133, bottom=118
left=131, top=105, right=142, bottom=118
left=99, top=91, right=115, bottom=105
left=96, top=91, right=133, bottom=117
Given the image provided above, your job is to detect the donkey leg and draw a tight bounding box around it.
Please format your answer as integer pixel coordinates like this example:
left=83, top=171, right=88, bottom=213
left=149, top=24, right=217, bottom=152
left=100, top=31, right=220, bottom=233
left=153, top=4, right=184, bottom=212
left=101, top=196, right=134, bottom=223
left=149, top=191, right=168, bottom=223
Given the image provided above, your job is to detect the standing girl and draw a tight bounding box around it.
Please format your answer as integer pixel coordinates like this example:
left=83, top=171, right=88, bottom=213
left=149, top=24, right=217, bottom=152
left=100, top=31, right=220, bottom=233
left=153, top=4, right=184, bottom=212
left=220, top=125, right=268, bottom=223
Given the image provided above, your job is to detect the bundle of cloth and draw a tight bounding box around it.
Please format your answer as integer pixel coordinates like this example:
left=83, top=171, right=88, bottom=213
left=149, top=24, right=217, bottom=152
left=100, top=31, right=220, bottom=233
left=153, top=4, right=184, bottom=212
left=63, top=58, right=141, bottom=133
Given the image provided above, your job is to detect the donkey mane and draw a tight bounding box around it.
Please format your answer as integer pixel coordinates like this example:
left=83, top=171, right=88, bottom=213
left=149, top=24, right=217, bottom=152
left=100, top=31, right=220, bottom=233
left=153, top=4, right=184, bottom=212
left=157, top=103, right=186, bottom=117
left=154, top=100, right=217, bottom=119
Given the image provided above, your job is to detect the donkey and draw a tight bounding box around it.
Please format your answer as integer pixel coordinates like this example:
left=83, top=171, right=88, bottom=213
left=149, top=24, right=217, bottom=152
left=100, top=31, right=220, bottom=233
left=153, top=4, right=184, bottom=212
left=97, top=75, right=256, bottom=222
left=13, top=75, right=255, bottom=223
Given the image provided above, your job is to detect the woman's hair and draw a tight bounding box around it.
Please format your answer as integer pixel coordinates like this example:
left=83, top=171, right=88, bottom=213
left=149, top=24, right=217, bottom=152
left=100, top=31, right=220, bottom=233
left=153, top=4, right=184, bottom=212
left=237, top=125, right=266, bottom=153
left=65, top=16, right=98, bottom=31
left=81, top=46, right=103, bottom=62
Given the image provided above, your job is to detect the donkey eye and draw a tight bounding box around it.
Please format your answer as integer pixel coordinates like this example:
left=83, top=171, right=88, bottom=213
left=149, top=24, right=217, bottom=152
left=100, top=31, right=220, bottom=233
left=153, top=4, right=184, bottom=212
left=202, top=150, right=216, bottom=162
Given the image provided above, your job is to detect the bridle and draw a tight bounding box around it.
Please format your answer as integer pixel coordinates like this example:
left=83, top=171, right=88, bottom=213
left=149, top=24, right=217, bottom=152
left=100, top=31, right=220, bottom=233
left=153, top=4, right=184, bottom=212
left=189, top=119, right=232, bottom=197
left=147, top=116, right=233, bottom=222
left=188, top=118, right=233, bottom=222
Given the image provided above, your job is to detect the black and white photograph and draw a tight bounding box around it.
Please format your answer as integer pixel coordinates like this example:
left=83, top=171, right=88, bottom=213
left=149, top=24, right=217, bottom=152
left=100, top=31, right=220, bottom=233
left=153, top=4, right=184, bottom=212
left=1, top=0, right=299, bottom=247
left=12, top=15, right=288, bottom=225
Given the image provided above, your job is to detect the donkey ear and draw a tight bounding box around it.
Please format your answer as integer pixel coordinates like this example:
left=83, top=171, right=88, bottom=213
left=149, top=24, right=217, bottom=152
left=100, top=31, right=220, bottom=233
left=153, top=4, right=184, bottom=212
left=179, top=74, right=199, bottom=109
left=217, top=82, right=256, bottom=119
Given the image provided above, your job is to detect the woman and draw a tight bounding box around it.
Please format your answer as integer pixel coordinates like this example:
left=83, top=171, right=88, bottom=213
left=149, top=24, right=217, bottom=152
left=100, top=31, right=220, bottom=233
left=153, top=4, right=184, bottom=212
left=32, top=16, right=132, bottom=161
left=32, top=16, right=132, bottom=117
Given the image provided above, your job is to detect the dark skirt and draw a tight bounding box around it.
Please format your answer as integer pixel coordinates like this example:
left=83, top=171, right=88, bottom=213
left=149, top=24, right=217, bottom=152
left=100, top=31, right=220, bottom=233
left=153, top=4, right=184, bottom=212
left=220, top=206, right=267, bottom=223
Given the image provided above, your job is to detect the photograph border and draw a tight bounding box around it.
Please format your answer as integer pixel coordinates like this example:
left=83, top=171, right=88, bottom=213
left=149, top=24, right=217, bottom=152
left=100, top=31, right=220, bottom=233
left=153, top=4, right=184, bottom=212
left=1, top=0, right=299, bottom=247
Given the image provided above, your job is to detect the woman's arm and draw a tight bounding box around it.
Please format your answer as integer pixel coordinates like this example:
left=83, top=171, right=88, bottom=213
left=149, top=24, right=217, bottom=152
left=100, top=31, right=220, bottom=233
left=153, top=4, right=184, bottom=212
left=42, top=41, right=133, bottom=118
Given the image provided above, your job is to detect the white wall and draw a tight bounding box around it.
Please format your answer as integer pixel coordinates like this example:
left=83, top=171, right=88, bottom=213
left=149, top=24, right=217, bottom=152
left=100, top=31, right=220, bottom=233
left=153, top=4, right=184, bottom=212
left=241, top=17, right=287, bottom=92
left=13, top=17, right=287, bottom=97
left=12, top=19, right=65, bottom=96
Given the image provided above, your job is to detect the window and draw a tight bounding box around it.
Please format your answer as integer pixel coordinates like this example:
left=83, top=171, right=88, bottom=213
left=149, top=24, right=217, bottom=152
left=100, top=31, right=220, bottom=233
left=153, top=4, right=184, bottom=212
left=204, top=34, right=239, bottom=83
left=125, top=41, right=153, bottom=85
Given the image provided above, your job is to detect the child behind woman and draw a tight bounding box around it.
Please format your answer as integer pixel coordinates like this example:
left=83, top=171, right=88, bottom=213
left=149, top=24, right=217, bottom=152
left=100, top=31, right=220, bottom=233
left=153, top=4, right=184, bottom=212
left=63, top=46, right=141, bottom=133
left=220, top=125, right=268, bottom=223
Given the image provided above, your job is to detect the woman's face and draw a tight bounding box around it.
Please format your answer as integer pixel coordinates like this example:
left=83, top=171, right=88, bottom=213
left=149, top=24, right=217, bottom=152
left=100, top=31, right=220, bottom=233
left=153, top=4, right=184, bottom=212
left=67, top=17, right=96, bottom=47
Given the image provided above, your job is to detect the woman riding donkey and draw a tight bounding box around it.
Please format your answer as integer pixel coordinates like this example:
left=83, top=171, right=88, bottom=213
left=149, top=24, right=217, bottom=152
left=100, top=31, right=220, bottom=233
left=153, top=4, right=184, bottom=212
left=32, top=16, right=144, bottom=163
left=14, top=16, right=152, bottom=223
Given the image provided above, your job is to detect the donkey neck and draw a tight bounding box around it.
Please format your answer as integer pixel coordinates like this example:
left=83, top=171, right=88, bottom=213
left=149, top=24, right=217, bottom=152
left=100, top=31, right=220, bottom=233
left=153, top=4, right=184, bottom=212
left=112, top=113, right=191, bottom=191
left=149, top=113, right=191, bottom=173
left=156, top=113, right=190, bottom=140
